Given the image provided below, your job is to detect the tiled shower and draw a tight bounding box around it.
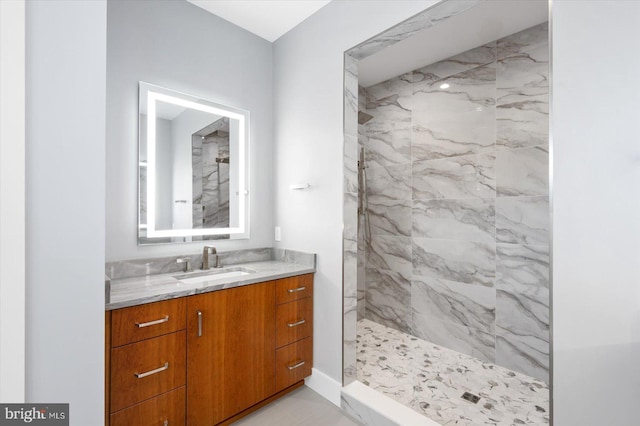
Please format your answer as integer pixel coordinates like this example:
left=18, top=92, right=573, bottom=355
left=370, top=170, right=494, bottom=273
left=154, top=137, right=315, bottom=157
left=356, top=21, right=550, bottom=391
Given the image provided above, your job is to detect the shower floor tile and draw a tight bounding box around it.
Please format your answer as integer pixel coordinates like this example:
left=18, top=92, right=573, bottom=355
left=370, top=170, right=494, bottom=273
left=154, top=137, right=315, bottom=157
left=357, top=319, right=549, bottom=425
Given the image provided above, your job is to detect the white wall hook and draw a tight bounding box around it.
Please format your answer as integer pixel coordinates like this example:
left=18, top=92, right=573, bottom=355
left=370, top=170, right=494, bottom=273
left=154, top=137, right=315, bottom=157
left=289, top=183, right=310, bottom=190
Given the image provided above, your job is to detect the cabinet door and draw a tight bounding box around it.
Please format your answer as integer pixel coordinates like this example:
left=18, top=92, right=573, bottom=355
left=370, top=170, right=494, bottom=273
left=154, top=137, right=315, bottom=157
left=186, top=282, right=276, bottom=426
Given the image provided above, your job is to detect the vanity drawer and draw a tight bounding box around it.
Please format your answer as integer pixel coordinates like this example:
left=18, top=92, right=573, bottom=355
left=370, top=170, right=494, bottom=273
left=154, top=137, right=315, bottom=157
left=112, top=298, right=186, bottom=347
left=275, top=337, right=312, bottom=392
left=111, top=331, right=186, bottom=412
left=110, top=386, right=185, bottom=426
left=275, top=274, right=313, bottom=304
left=276, top=298, right=312, bottom=348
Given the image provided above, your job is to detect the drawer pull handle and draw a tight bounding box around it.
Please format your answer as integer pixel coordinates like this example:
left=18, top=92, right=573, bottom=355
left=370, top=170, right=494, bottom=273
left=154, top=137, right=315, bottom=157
left=134, top=362, right=169, bottom=379
left=287, top=319, right=306, bottom=327
left=163, top=421, right=168, bottom=426
left=197, top=310, right=203, bottom=337
left=135, top=316, right=169, bottom=328
left=287, top=286, right=306, bottom=293
left=287, top=360, right=306, bottom=370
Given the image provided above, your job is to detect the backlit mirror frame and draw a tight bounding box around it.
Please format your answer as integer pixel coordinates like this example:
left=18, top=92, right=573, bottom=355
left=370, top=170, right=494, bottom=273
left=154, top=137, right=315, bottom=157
left=138, top=82, right=250, bottom=243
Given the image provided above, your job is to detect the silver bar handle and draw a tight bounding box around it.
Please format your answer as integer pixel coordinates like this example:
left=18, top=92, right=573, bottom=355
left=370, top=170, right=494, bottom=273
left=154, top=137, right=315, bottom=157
left=287, top=286, right=306, bottom=293
left=287, top=319, right=306, bottom=328
left=134, top=362, right=169, bottom=379
left=197, top=310, right=203, bottom=337
left=135, top=316, right=169, bottom=328
left=287, top=360, right=306, bottom=370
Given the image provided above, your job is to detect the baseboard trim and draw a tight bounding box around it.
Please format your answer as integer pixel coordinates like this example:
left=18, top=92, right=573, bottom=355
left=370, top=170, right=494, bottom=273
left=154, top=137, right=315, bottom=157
left=304, top=368, right=342, bottom=406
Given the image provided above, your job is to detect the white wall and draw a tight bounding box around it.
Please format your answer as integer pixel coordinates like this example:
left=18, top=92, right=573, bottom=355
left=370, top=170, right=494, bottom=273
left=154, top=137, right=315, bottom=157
left=0, top=0, right=25, bottom=403
left=552, top=1, right=640, bottom=424
left=273, top=0, right=436, bottom=391
left=156, top=118, right=173, bottom=230
left=25, top=1, right=106, bottom=424
left=106, top=0, right=273, bottom=260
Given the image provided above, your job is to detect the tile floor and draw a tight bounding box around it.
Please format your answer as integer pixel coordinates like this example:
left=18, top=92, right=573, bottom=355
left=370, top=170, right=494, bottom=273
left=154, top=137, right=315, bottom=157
left=357, top=319, right=550, bottom=425
left=234, top=386, right=362, bottom=426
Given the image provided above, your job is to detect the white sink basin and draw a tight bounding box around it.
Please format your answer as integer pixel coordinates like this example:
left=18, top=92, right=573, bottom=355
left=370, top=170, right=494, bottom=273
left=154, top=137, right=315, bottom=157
left=174, top=267, right=256, bottom=285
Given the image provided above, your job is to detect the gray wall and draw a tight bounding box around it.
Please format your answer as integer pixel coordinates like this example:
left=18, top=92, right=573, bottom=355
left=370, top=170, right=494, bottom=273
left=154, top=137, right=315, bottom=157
left=106, top=0, right=273, bottom=260
left=359, top=23, right=549, bottom=382
left=26, top=1, right=106, bottom=424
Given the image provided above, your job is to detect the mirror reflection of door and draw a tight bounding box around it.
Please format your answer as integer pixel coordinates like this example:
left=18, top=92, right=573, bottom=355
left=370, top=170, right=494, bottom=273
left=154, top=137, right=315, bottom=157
left=192, top=117, right=230, bottom=241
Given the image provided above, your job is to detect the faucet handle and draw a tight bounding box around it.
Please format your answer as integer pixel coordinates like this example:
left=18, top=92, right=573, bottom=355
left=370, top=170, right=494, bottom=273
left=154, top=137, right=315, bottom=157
left=176, top=257, right=192, bottom=272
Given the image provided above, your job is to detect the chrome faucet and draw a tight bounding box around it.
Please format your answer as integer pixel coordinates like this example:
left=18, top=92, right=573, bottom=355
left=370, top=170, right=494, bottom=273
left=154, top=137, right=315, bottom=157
left=176, top=257, right=192, bottom=272
left=202, top=245, right=220, bottom=270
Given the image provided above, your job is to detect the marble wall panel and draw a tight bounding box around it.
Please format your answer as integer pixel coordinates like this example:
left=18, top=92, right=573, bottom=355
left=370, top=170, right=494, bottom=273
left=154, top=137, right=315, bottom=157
left=497, top=243, right=549, bottom=290
left=366, top=163, right=412, bottom=201
left=497, top=23, right=549, bottom=151
left=367, top=234, right=412, bottom=277
left=344, top=54, right=358, bottom=138
left=367, top=198, right=412, bottom=237
left=344, top=192, right=358, bottom=244
left=496, top=146, right=549, bottom=196
left=412, top=198, right=495, bottom=243
left=496, top=22, right=548, bottom=61
left=496, top=331, right=549, bottom=382
left=344, top=238, right=359, bottom=383
left=412, top=238, right=495, bottom=286
left=344, top=134, right=358, bottom=194
left=365, top=109, right=412, bottom=170
left=496, top=287, right=549, bottom=342
left=412, top=275, right=496, bottom=334
left=365, top=74, right=413, bottom=108
left=357, top=244, right=366, bottom=320
left=271, top=248, right=317, bottom=267
left=412, top=42, right=495, bottom=85
left=347, top=0, right=479, bottom=60
left=343, top=53, right=359, bottom=385
left=496, top=97, right=548, bottom=151
left=106, top=247, right=277, bottom=280
left=496, top=196, right=549, bottom=245
left=412, top=65, right=496, bottom=161
left=412, top=153, right=496, bottom=200
left=411, top=313, right=495, bottom=363
left=365, top=267, right=411, bottom=333
left=496, top=243, right=549, bottom=381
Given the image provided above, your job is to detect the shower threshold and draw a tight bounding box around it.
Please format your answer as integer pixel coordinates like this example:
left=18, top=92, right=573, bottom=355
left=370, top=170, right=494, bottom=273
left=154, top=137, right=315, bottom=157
left=357, top=319, right=549, bottom=425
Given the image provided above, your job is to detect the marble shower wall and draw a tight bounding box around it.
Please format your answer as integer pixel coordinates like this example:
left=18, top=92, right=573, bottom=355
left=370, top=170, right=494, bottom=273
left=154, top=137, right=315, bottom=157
left=192, top=118, right=230, bottom=240
left=357, top=86, right=368, bottom=320
left=358, top=23, right=549, bottom=381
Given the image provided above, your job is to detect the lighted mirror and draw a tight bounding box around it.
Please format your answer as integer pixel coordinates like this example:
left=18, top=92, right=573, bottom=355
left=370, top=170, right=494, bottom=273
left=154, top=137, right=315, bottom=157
left=138, top=82, right=249, bottom=244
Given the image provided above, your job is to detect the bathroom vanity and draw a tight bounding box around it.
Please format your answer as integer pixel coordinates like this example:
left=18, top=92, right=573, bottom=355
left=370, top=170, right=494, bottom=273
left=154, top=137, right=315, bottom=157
left=105, top=250, right=315, bottom=426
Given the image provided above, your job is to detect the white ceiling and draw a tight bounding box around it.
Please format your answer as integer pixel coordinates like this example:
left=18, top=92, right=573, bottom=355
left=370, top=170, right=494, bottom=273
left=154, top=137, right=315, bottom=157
left=359, top=0, right=548, bottom=87
left=186, top=0, right=331, bottom=42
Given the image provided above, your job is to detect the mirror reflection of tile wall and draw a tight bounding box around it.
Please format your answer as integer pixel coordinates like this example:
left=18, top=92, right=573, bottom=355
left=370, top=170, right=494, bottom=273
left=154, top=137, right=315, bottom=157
left=192, top=117, right=231, bottom=241
left=358, top=23, right=549, bottom=382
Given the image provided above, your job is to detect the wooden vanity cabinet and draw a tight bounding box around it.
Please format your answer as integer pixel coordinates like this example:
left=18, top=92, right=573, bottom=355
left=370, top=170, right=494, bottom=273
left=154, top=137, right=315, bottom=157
left=106, top=273, right=314, bottom=426
left=106, top=298, right=187, bottom=426
left=186, top=281, right=277, bottom=426
left=273, top=275, right=314, bottom=393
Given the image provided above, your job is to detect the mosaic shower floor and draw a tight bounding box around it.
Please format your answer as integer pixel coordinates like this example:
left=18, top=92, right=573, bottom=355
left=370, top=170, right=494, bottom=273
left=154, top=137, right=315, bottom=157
left=356, top=319, right=549, bottom=425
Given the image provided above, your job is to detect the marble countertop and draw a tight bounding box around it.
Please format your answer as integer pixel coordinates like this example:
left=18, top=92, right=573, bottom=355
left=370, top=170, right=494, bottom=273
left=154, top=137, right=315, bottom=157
left=106, top=259, right=315, bottom=310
